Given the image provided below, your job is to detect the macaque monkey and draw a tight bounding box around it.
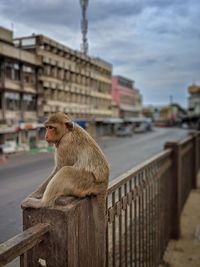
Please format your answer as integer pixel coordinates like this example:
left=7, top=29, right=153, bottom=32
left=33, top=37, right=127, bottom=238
left=21, top=112, right=109, bottom=210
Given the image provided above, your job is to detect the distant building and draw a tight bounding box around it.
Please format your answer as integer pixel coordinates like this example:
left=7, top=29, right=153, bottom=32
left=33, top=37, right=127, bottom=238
left=0, top=27, right=41, bottom=147
left=14, top=34, right=112, bottom=137
left=111, top=75, right=142, bottom=119
left=188, top=84, right=200, bottom=116
left=159, top=103, right=186, bottom=124
left=142, top=105, right=160, bottom=121
left=183, top=84, right=200, bottom=129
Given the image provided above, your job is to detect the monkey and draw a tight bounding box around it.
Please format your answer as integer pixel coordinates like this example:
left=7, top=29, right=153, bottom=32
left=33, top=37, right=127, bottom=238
left=21, top=112, right=109, bottom=211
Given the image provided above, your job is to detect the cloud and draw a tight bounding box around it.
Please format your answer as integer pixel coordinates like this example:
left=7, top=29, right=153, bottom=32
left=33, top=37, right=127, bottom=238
left=0, top=0, right=199, bottom=107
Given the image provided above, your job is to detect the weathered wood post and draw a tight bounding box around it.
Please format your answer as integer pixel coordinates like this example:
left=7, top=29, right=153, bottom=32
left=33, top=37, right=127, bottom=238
left=189, top=132, right=199, bottom=189
left=21, top=196, right=106, bottom=267
left=164, top=141, right=181, bottom=239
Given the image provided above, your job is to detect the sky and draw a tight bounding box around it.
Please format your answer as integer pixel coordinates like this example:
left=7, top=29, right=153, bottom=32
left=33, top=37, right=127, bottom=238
left=0, top=0, right=200, bottom=107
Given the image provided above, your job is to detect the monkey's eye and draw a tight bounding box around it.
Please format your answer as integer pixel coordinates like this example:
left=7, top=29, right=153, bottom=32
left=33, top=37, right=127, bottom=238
left=46, top=126, right=55, bottom=130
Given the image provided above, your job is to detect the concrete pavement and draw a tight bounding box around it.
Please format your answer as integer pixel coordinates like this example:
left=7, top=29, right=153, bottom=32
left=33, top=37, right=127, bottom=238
left=162, top=173, right=200, bottom=267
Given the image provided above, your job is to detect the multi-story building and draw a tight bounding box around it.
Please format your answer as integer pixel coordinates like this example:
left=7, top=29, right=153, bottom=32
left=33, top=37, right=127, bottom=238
left=14, top=34, right=112, bottom=137
left=185, top=84, right=200, bottom=129
left=188, top=84, right=200, bottom=116
left=112, top=75, right=142, bottom=119
left=0, top=27, right=41, bottom=148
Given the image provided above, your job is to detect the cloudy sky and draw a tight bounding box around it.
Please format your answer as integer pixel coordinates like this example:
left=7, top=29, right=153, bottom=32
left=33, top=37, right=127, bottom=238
left=0, top=0, right=200, bottom=107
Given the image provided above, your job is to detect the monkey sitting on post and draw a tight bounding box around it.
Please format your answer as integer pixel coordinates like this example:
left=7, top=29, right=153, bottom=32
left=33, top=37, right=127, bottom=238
left=21, top=112, right=109, bottom=210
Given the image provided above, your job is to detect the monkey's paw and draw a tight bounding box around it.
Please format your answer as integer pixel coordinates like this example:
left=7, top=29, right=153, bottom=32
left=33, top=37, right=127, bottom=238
left=33, top=192, right=43, bottom=199
left=21, top=197, right=41, bottom=209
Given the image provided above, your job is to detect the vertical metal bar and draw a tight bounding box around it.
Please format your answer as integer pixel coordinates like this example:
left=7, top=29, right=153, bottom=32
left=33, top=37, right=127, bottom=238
left=150, top=170, right=153, bottom=267
left=129, top=179, right=133, bottom=267
left=134, top=176, right=138, bottom=266
left=138, top=174, right=142, bottom=267
left=155, top=163, right=159, bottom=266
left=143, top=171, right=147, bottom=267
left=106, top=197, right=109, bottom=267
left=124, top=183, right=128, bottom=266
left=146, top=169, right=150, bottom=267
left=118, top=187, right=122, bottom=266
left=152, top=165, right=156, bottom=266
left=145, top=170, right=149, bottom=267
left=140, top=173, right=144, bottom=267
left=157, top=164, right=161, bottom=264
left=112, top=192, right=116, bottom=267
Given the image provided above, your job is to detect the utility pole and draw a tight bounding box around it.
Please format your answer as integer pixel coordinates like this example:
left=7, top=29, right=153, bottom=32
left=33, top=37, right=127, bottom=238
left=80, top=0, right=89, bottom=55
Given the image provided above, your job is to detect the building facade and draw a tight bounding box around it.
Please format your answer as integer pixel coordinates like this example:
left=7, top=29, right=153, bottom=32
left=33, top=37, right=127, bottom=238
left=14, top=35, right=112, bottom=137
left=112, top=75, right=142, bottom=119
left=0, top=27, right=42, bottom=148
left=188, top=84, right=200, bottom=116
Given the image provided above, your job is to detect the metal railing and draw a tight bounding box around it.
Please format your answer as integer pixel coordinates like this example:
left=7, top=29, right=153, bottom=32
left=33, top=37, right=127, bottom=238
left=106, top=132, right=200, bottom=267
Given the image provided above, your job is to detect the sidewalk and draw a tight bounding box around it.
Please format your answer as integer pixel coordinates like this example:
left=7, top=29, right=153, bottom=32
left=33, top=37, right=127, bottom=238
left=162, top=173, right=200, bottom=267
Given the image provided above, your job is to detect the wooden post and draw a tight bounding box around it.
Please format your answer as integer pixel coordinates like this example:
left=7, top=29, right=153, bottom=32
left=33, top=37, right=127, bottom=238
left=21, top=196, right=106, bottom=267
left=189, top=132, right=199, bottom=189
left=164, top=141, right=181, bottom=239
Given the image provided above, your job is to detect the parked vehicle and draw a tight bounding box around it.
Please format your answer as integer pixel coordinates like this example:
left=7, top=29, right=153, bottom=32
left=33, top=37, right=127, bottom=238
left=1, top=141, right=17, bottom=154
left=134, top=121, right=153, bottom=133
left=116, top=126, right=133, bottom=137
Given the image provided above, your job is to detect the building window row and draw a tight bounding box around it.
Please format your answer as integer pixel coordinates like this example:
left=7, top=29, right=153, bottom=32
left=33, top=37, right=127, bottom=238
left=120, top=94, right=142, bottom=106
left=39, top=42, right=111, bottom=79
left=4, top=61, right=36, bottom=84
left=4, top=92, right=36, bottom=111
left=43, top=64, right=92, bottom=86
left=43, top=88, right=111, bottom=108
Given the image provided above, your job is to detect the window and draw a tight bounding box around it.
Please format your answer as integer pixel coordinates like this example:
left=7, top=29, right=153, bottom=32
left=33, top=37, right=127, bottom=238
left=5, top=92, right=20, bottom=111
left=5, top=62, right=20, bottom=80
left=22, top=94, right=36, bottom=111
left=23, top=65, right=36, bottom=84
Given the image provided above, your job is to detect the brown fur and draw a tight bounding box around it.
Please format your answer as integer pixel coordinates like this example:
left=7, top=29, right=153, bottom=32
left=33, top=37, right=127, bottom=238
left=21, top=112, right=109, bottom=209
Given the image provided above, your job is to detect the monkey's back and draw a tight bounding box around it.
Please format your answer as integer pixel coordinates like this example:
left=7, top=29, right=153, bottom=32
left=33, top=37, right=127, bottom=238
left=63, top=124, right=110, bottom=182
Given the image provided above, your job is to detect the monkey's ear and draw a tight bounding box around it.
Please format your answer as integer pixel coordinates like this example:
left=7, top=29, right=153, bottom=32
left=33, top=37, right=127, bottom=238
left=65, top=122, right=74, bottom=131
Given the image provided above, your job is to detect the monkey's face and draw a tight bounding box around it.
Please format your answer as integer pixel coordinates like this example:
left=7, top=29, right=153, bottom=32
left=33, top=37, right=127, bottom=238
left=45, top=125, right=58, bottom=143
left=44, top=113, right=73, bottom=144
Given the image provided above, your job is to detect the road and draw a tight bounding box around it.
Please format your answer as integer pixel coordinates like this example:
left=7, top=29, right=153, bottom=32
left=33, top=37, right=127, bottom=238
left=0, top=127, right=189, bottom=245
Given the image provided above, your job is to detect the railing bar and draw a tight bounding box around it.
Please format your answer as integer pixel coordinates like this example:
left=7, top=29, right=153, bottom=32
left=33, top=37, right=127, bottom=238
left=153, top=169, right=157, bottom=266
left=106, top=198, right=109, bottom=267
left=0, top=223, right=50, bottom=267
left=178, top=135, right=193, bottom=145
left=124, top=183, right=128, bottom=267
left=138, top=174, right=142, bottom=267
left=118, top=187, right=122, bottom=266
left=134, top=178, right=137, bottom=267
left=157, top=167, right=161, bottom=264
left=143, top=172, right=147, bottom=267
left=112, top=192, right=116, bottom=267
left=155, top=164, right=159, bottom=266
left=20, top=254, right=24, bottom=267
left=108, top=150, right=172, bottom=194
left=180, top=142, right=193, bottom=156
left=146, top=171, right=150, bottom=267
left=129, top=179, right=133, bottom=267
left=150, top=174, right=154, bottom=267
left=140, top=171, right=145, bottom=267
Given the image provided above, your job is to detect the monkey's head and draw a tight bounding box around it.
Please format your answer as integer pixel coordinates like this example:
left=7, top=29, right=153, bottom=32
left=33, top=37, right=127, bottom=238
left=44, top=112, right=73, bottom=144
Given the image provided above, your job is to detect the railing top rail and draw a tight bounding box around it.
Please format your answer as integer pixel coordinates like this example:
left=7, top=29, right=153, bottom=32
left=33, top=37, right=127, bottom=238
left=0, top=223, right=50, bottom=267
left=179, top=135, right=193, bottom=146
left=108, top=148, right=172, bottom=194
